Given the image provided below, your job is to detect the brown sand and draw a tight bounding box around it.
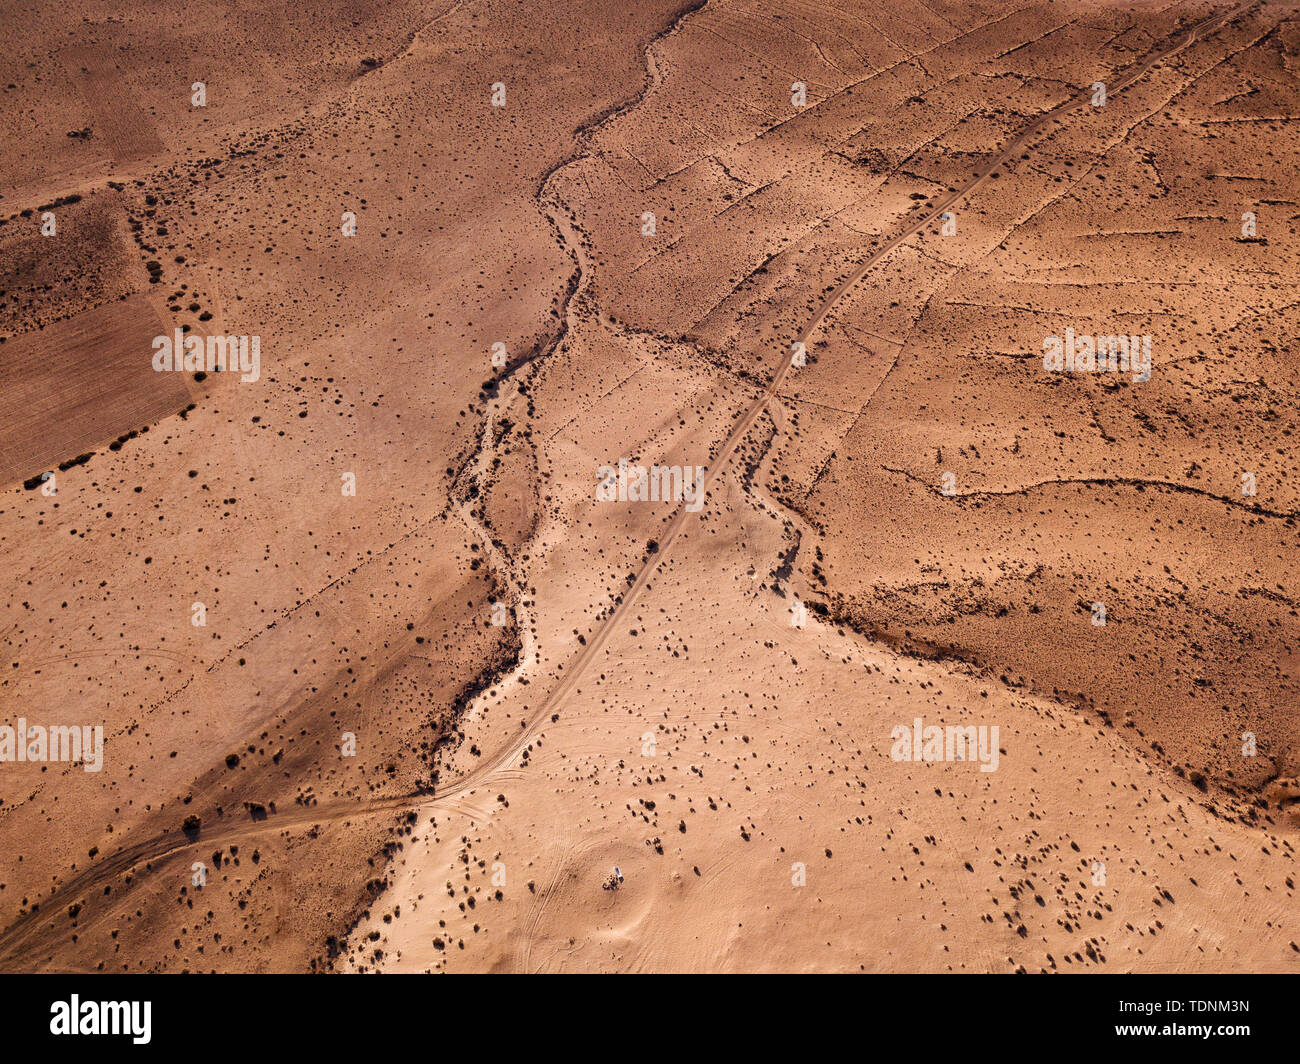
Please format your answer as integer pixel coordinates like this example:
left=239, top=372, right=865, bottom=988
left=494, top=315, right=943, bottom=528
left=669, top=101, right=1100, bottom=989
left=0, top=0, right=1297, bottom=973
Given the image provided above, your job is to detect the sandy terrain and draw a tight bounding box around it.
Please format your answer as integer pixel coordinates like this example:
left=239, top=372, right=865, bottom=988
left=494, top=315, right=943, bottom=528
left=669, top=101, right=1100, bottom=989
left=0, top=0, right=1297, bottom=973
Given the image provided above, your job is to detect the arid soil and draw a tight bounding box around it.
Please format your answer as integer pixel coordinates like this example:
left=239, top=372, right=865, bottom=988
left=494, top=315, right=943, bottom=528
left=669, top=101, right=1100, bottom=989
left=1, top=0, right=1298, bottom=973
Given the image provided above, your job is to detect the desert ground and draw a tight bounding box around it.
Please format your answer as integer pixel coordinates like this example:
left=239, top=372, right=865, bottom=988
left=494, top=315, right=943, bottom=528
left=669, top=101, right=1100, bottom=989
left=0, top=0, right=1298, bottom=973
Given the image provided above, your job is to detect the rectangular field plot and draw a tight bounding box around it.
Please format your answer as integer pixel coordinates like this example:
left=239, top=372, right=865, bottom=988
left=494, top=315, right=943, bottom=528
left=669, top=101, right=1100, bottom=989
left=0, top=293, right=189, bottom=486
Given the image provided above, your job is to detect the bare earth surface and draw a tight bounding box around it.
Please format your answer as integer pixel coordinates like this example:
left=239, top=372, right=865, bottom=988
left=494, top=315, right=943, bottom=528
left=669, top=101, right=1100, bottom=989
left=1, top=0, right=1298, bottom=973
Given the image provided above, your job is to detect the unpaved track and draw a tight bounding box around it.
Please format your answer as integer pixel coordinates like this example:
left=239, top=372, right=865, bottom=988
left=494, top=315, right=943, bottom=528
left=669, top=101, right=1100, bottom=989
left=0, top=0, right=1258, bottom=966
